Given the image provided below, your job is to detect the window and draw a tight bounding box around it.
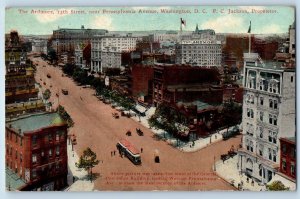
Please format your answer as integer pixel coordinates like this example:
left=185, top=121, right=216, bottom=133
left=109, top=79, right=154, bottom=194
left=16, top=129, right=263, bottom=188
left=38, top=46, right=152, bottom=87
left=269, top=114, right=277, bottom=126
left=259, top=144, right=263, bottom=156
left=268, top=131, right=277, bottom=144
left=56, top=146, right=60, bottom=156
left=291, top=163, right=295, bottom=176
left=274, top=100, right=278, bottom=109
left=32, top=154, right=37, bottom=164
left=15, top=150, right=18, bottom=159
left=32, top=135, right=37, bottom=146
left=20, top=137, right=23, bottom=146
left=20, top=167, right=22, bottom=175
left=282, top=159, right=286, bottom=171
left=49, top=149, right=52, bottom=157
left=282, top=144, right=287, bottom=155
left=32, top=169, right=37, bottom=179
left=247, top=108, right=254, bottom=118
left=56, top=163, right=60, bottom=171
left=15, top=134, right=18, bottom=143
left=260, top=97, right=264, bottom=105
left=269, top=99, right=273, bottom=108
left=41, top=151, right=44, bottom=157
left=290, top=147, right=296, bottom=159
left=56, top=132, right=60, bottom=141
left=291, top=76, right=294, bottom=82
left=20, top=153, right=23, bottom=163
left=268, top=148, right=272, bottom=160
left=273, top=150, right=277, bottom=162
left=259, top=112, right=264, bottom=122
left=48, top=134, right=53, bottom=142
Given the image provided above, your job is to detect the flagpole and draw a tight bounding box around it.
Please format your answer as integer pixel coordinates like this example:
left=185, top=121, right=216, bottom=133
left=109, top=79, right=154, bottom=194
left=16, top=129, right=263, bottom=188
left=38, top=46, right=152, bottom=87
left=248, top=33, right=251, bottom=54
left=248, top=21, right=251, bottom=54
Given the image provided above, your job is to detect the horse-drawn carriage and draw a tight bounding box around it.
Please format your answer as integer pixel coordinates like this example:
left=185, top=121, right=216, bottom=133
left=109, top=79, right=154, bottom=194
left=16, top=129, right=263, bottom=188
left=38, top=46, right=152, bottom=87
left=136, top=128, right=144, bottom=136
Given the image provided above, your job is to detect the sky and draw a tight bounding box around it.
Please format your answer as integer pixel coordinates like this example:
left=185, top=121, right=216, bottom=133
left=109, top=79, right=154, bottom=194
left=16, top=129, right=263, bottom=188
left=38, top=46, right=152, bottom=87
left=5, top=6, right=295, bottom=35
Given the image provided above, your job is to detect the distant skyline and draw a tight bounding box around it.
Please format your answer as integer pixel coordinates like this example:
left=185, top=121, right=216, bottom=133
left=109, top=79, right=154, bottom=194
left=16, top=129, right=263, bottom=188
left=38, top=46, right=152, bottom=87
left=6, top=6, right=295, bottom=35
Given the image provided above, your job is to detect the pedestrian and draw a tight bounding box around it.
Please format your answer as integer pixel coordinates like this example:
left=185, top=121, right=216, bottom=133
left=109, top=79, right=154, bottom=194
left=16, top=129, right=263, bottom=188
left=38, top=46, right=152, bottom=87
left=215, top=134, right=217, bottom=139
left=111, top=151, right=113, bottom=157
left=113, top=150, right=116, bottom=156
left=141, top=148, right=143, bottom=153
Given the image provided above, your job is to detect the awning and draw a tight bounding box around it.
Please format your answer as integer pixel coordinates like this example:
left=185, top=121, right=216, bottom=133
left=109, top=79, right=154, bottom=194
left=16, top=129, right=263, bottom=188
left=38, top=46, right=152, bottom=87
left=135, top=104, right=147, bottom=113
left=267, top=173, right=296, bottom=191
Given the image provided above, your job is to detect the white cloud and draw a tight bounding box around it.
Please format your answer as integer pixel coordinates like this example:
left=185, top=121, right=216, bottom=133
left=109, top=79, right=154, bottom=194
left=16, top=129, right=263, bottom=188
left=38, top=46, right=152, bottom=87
left=201, top=15, right=244, bottom=33
left=92, top=16, right=113, bottom=30
left=35, top=8, right=74, bottom=23
left=259, top=24, right=282, bottom=34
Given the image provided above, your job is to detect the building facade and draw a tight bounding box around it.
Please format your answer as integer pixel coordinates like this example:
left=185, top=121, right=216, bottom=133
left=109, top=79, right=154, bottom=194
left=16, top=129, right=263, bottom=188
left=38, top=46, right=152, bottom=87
left=5, top=112, right=68, bottom=191
left=51, top=26, right=107, bottom=60
left=238, top=53, right=295, bottom=184
left=90, top=35, right=139, bottom=72
left=176, top=28, right=222, bottom=68
left=152, top=64, right=222, bottom=106
left=279, top=137, right=296, bottom=180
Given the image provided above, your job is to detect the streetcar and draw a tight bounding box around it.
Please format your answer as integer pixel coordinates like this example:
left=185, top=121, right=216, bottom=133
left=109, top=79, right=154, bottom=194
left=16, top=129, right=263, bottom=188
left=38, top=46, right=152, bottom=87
left=116, top=139, right=141, bottom=165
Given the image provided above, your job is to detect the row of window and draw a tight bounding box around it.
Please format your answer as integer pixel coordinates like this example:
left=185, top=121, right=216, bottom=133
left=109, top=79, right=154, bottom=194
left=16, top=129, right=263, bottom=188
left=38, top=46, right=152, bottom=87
left=281, top=159, right=296, bottom=176
left=246, top=108, right=278, bottom=126
left=32, top=146, right=61, bottom=164
left=6, top=145, right=23, bottom=163
left=246, top=140, right=277, bottom=163
left=6, top=132, right=23, bottom=146
left=32, top=131, right=65, bottom=146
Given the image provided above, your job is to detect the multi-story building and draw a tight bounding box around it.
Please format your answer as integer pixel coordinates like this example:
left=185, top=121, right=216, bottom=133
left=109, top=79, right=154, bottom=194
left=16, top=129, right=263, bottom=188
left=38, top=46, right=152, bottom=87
left=91, top=50, right=121, bottom=73
left=153, top=64, right=222, bottom=107
left=5, top=112, right=68, bottom=191
left=74, top=42, right=91, bottom=70
left=5, top=31, right=40, bottom=105
left=31, top=39, right=48, bottom=55
left=51, top=25, right=107, bottom=60
left=175, top=27, right=222, bottom=68
left=237, top=53, right=295, bottom=184
left=91, top=34, right=139, bottom=72
left=279, top=137, right=296, bottom=180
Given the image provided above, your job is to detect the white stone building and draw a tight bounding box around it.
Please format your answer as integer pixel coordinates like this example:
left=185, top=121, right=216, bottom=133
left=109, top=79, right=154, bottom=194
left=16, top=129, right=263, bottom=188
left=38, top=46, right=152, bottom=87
left=175, top=28, right=222, bottom=68
left=31, top=39, right=47, bottom=54
left=91, top=35, right=139, bottom=72
left=238, top=53, right=295, bottom=184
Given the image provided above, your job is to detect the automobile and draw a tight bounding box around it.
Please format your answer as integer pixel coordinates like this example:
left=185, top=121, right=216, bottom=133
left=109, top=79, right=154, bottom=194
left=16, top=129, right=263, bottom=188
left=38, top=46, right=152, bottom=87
left=222, top=126, right=240, bottom=140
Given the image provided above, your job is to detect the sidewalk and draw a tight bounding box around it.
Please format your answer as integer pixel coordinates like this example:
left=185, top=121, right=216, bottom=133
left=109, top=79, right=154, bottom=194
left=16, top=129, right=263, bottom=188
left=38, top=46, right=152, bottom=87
left=64, top=142, right=94, bottom=191
left=128, top=107, right=237, bottom=153
left=215, top=155, right=267, bottom=191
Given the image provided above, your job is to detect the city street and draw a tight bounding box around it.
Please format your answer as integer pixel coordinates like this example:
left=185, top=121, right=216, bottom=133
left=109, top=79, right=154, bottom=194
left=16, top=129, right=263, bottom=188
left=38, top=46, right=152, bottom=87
left=31, top=55, right=241, bottom=191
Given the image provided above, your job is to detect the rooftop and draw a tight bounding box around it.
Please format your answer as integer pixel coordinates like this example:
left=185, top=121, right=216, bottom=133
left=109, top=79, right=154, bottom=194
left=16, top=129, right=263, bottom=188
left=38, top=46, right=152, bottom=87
left=177, top=100, right=218, bottom=113
left=6, top=168, right=26, bottom=191
left=6, top=112, right=66, bottom=135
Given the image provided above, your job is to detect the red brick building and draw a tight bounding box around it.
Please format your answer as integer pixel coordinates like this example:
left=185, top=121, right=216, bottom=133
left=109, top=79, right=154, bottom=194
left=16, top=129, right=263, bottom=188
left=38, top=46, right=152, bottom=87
left=131, top=64, right=154, bottom=104
left=153, top=64, right=222, bottom=106
left=279, top=137, right=296, bottom=181
left=6, top=112, right=68, bottom=191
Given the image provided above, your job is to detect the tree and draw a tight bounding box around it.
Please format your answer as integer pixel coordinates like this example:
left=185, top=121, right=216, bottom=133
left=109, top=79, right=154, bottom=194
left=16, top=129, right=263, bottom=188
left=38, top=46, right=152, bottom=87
left=75, top=147, right=100, bottom=182
left=57, top=105, right=74, bottom=127
left=47, top=48, right=57, bottom=63
left=62, top=63, right=75, bottom=76
left=266, top=181, right=289, bottom=191
left=221, top=100, right=242, bottom=133
left=43, top=89, right=51, bottom=101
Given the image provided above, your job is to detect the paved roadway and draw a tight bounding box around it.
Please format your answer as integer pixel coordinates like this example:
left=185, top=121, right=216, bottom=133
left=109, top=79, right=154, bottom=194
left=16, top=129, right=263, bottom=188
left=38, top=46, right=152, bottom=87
left=31, top=56, right=241, bottom=191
